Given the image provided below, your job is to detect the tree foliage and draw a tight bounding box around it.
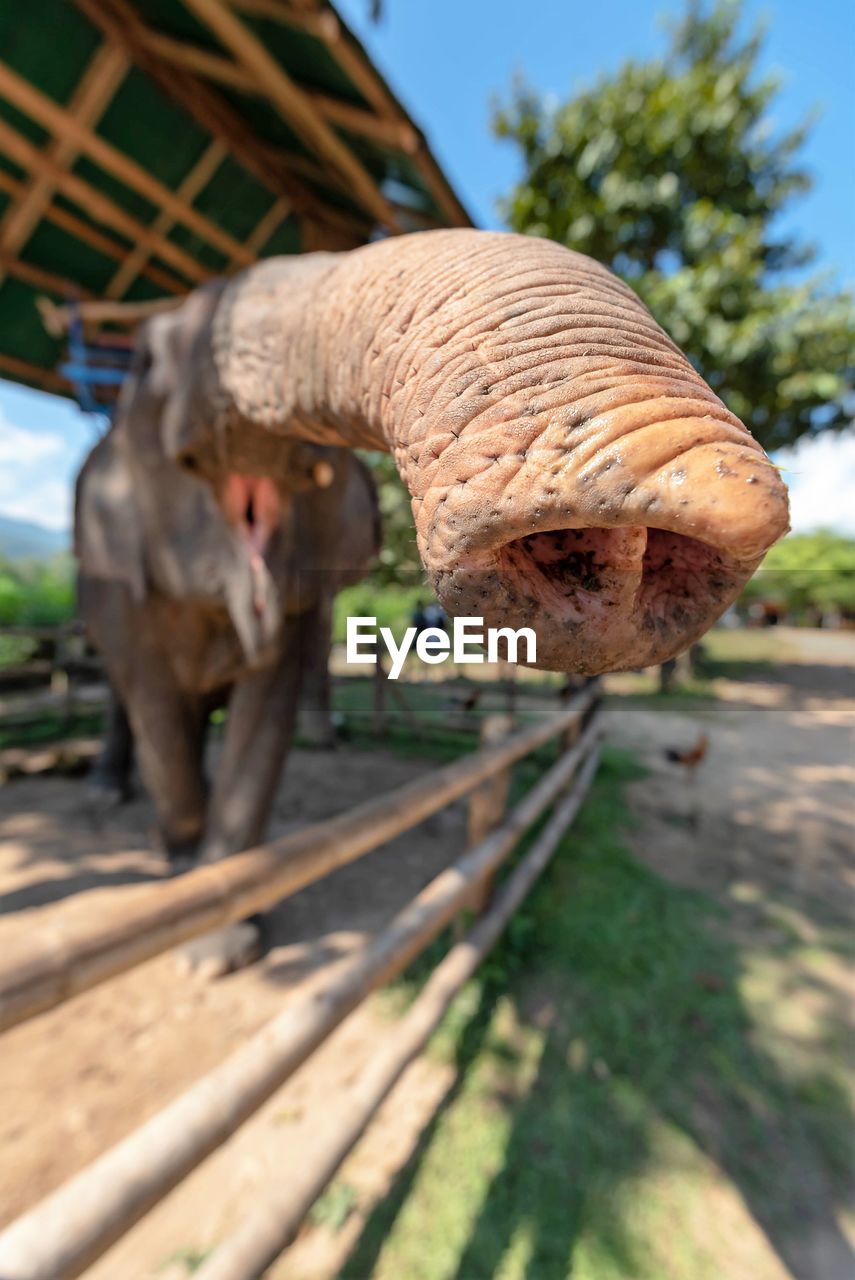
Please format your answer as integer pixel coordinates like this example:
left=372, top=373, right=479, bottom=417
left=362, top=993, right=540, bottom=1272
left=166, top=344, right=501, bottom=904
left=358, top=451, right=427, bottom=590
left=0, top=555, right=74, bottom=627
left=742, top=532, right=855, bottom=617
left=493, top=0, right=854, bottom=451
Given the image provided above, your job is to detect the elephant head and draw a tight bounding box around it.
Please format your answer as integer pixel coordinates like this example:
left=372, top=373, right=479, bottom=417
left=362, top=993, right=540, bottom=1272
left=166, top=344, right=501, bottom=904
left=158, top=230, right=787, bottom=673
left=74, top=284, right=353, bottom=664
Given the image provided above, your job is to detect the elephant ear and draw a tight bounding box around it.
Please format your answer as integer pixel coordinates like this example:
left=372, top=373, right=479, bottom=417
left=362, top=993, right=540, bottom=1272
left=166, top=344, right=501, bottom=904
left=74, top=428, right=146, bottom=603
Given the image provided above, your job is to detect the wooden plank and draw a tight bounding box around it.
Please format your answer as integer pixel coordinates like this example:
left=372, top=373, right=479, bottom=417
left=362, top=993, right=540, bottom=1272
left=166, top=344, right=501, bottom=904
left=304, top=7, right=473, bottom=227
left=140, top=29, right=251, bottom=90
left=0, top=351, right=68, bottom=393
left=195, top=748, right=602, bottom=1280
left=182, top=0, right=402, bottom=231
left=410, top=141, right=474, bottom=229
left=75, top=0, right=371, bottom=242
left=0, top=690, right=597, bottom=1036
left=0, top=169, right=188, bottom=296
left=311, top=89, right=418, bottom=151
left=36, top=294, right=184, bottom=337
left=0, top=719, right=601, bottom=1280
left=0, top=45, right=128, bottom=270
left=0, top=58, right=254, bottom=265
left=232, top=0, right=336, bottom=38
left=106, top=139, right=228, bottom=297
left=0, top=116, right=209, bottom=286
left=313, top=10, right=400, bottom=119
left=243, top=196, right=291, bottom=256
left=0, top=251, right=94, bottom=299
left=138, top=29, right=418, bottom=150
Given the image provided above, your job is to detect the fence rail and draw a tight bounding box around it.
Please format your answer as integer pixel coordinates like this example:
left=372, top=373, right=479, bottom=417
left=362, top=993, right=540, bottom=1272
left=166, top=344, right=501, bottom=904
left=0, top=685, right=603, bottom=1280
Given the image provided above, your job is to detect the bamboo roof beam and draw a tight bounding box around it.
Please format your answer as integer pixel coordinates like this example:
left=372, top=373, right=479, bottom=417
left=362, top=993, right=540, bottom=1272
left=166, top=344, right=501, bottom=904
left=137, top=29, right=419, bottom=151
left=313, top=89, right=418, bottom=151
left=0, top=169, right=189, bottom=296
left=232, top=0, right=336, bottom=40
left=180, top=0, right=403, bottom=232
left=243, top=197, right=292, bottom=256
left=276, top=5, right=472, bottom=227
left=37, top=295, right=185, bottom=337
left=140, top=30, right=250, bottom=91
left=0, top=117, right=210, bottom=286
left=0, top=59, right=254, bottom=266
left=106, top=139, right=229, bottom=298
left=0, top=252, right=95, bottom=300
left=0, top=44, right=128, bottom=290
left=0, top=352, right=67, bottom=394
left=74, top=0, right=372, bottom=243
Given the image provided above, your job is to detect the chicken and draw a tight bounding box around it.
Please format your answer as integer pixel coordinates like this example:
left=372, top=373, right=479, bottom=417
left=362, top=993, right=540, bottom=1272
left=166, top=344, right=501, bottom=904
left=664, top=733, right=709, bottom=775
left=449, top=687, right=482, bottom=714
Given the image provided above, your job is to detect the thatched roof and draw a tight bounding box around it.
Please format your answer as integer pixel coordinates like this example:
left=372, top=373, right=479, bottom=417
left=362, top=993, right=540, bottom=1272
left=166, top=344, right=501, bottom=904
left=0, top=0, right=471, bottom=398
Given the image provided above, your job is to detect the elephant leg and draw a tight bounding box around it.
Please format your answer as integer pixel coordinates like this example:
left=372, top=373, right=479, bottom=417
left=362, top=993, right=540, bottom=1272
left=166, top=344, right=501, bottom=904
left=297, top=595, right=336, bottom=749
left=88, top=684, right=134, bottom=805
left=179, top=620, right=303, bottom=978
left=123, top=680, right=209, bottom=865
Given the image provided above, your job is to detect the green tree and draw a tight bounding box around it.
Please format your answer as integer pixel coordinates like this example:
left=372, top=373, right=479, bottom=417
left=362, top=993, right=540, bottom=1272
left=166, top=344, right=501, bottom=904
left=358, top=451, right=425, bottom=587
left=493, top=0, right=854, bottom=451
left=0, top=555, right=74, bottom=628
left=742, top=531, right=855, bottom=618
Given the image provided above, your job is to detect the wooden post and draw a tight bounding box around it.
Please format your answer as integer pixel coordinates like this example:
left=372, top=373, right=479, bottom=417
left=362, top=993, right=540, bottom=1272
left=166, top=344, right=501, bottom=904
left=502, top=659, right=518, bottom=717
left=372, top=655, right=387, bottom=736
left=462, top=714, right=515, bottom=926
left=0, top=689, right=598, bottom=1036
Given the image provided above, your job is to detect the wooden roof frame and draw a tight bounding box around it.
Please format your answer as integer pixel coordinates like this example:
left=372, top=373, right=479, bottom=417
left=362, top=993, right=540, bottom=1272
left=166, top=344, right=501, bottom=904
left=0, top=0, right=472, bottom=398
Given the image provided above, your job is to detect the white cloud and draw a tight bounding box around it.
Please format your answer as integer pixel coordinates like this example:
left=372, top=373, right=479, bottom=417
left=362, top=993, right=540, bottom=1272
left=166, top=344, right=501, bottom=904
left=775, top=431, right=855, bottom=538
left=0, top=409, right=73, bottom=530
left=0, top=415, right=63, bottom=466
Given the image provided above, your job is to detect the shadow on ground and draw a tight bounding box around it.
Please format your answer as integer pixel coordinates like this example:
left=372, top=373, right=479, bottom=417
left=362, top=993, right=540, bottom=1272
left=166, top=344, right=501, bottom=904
left=338, top=752, right=854, bottom=1280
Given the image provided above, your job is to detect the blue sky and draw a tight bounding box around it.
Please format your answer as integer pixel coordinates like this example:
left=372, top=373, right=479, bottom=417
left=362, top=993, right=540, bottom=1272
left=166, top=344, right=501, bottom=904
left=1, top=0, right=853, bottom=536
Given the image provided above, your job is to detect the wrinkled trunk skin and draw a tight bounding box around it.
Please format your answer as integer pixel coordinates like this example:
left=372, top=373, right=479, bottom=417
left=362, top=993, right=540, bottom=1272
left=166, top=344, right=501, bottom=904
left=183, top=230, right=788, bottom=674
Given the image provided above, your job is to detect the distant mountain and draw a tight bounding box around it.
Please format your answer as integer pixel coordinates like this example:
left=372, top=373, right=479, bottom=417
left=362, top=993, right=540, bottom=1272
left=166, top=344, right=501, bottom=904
left=0, top=514, right=69, bottom=562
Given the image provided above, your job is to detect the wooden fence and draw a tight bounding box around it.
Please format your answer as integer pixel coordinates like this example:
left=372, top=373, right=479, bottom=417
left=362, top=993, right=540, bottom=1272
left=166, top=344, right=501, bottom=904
left=0, top=684, right=603, bottom=1280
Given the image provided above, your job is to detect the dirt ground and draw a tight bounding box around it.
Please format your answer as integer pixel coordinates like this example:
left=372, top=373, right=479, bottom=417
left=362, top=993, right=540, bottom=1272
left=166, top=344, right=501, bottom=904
left=0, top=627, right=852, bottom=1278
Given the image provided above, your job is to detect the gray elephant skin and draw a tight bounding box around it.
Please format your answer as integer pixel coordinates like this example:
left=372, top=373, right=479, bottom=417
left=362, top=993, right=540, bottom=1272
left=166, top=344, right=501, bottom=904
left=145, top=229, right=788, bottom=677
left=75, top=285, right=381, bottom=868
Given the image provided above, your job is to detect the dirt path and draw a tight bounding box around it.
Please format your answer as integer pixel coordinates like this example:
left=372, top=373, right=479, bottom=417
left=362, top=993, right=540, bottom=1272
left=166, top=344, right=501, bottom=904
left=0, top=629, right=851, bottom=1278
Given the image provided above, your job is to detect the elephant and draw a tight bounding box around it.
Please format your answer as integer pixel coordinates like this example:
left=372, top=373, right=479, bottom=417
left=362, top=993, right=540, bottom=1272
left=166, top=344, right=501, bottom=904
left=75, top=231, right=788, bottom=975
left=74, top=283, right=381, bottom=884
left=142, top=229, right=788, bottom=677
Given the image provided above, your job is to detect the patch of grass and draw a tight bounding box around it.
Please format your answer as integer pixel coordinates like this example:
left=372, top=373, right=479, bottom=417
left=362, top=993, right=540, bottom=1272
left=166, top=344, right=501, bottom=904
left=0, top=709, right=104, bottom=750
left=309, top=1181, right=359, bottom=1232
left=341, top=746, right=853, bottom=1280
left=700, top=627, right=802, bottom=668
left=157, top=1246, right=211, bottom=1274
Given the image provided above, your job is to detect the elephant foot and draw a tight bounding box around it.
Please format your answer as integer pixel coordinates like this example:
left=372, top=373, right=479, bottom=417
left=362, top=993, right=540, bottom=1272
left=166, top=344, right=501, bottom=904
left=174, top=919, right=263, bottom=981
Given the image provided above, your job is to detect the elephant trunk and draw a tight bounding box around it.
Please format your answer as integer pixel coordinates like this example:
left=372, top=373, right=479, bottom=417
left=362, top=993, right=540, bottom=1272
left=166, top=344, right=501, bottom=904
left=211, top=230, right=788, bottom=673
